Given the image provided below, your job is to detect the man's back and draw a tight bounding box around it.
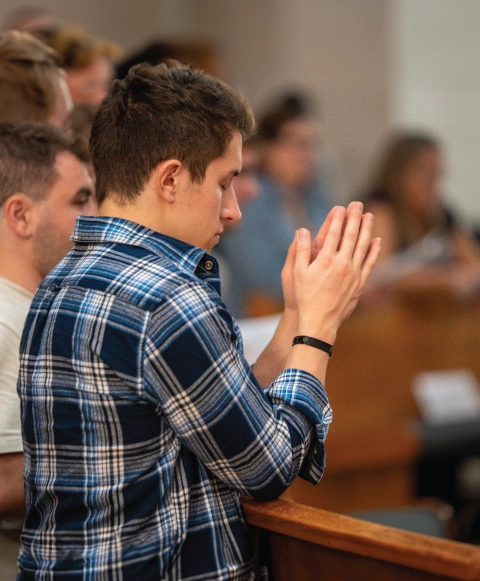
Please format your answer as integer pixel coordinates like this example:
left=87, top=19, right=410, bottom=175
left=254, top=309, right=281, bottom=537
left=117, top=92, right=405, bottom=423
left=19, top=215, right=331, bottom=579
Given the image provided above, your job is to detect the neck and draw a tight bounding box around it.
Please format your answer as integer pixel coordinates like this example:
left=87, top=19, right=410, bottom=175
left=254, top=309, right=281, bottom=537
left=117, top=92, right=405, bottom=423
left=98, top=196, right=162, bottom=234
left=0, top=236, right=41, bottom=294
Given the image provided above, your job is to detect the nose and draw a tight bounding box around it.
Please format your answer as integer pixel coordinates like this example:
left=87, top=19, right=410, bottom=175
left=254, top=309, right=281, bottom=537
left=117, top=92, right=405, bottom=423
left=222, top=186, right=242, bottom=223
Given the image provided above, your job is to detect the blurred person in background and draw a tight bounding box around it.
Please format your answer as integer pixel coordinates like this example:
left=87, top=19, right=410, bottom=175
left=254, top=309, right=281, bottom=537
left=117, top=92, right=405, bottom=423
left=0, top=35, right=78, bottom=550
left=44, top=25, right=122, bottom=105
left=362, top=132, right=480, bottom=301
left=0, top=30, right=72, bottom=128
left=70, top=102, right=98, bottom=141
left=0, top=31, right=93, bottom=575
left=116, top=39, right=217, bottom=79
left=219, top=92, right=332, bottom=318
left=0, top=123, right=94, bottom=577
left=70, top=102, right=99, bottom=182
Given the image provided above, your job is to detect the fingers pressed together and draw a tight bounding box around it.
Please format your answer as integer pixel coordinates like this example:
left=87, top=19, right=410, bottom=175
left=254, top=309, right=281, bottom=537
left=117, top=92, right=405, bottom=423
left=307, top=201, right=381, bottom=276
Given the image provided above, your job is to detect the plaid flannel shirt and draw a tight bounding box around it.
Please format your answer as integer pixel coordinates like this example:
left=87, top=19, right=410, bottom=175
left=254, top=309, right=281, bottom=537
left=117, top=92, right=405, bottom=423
left=17, top=216, right=332, bottom=580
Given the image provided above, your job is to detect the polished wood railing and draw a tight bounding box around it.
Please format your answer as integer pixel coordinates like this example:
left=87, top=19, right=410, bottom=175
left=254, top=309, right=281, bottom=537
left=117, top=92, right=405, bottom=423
left=242, top=497, right=480, bottom=581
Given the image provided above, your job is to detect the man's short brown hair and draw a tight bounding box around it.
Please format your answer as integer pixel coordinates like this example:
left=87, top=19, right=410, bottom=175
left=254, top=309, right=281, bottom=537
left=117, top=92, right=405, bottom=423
left=90, top=61, right=256, bottom=204
left=0, top=122, right=89, bottom=207
left=0, top=30, right=63, bottom=123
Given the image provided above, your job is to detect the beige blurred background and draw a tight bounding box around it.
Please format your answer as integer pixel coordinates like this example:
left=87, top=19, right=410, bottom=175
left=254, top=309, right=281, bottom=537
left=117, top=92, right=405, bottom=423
left=2, top=0, right=479, bottom=226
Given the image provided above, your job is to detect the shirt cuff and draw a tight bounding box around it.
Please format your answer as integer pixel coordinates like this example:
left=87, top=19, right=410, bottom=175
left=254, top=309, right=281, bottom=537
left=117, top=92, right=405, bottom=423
left=265, top=368, right=333, bottom=485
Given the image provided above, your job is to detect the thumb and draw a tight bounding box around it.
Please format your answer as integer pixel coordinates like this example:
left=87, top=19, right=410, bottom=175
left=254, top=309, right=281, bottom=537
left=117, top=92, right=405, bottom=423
left=281, top=236, right=297, bottom=283
left=284, top=236, right=296, bottom=272
left=294, top=228, right=312, bottom=270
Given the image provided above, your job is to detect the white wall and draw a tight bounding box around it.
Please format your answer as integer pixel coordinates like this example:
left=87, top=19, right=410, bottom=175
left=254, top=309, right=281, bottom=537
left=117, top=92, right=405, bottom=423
left=190, top=0, right=390, bottom=203
left=0, top=0, right=164, bottom=51
left=389, top=0, right=480, bottom=226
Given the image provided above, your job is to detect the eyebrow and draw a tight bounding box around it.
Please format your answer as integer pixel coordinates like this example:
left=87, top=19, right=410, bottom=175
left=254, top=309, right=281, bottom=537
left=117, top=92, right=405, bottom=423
left=74, top=187, right=93, bottom=198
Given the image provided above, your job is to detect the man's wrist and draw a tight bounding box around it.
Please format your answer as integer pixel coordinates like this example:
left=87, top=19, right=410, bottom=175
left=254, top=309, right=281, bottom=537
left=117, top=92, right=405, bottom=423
left=292, top=335, right=334, bottom=356
left=297, top=324, right=337, bottom=345
left=282, top=304, right=298, bottom=325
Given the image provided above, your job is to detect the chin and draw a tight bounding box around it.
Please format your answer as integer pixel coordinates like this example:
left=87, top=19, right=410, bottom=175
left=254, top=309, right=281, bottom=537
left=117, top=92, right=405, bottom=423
left=207, top=238, right=220, bottom=253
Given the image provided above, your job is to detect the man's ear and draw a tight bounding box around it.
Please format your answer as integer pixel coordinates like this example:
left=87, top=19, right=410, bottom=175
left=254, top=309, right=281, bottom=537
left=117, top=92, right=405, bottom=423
left=154, top=159, right=184, bottom=203
left=2, top=193, right=39, bottom=239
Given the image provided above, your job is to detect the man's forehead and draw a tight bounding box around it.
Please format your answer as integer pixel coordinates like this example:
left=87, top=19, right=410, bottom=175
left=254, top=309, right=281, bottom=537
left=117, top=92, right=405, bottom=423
left=209, top=131, right=243, bottom=173
left=226, top=131, right=243, bottom=166
left=52, top=150, right=91, bottom=183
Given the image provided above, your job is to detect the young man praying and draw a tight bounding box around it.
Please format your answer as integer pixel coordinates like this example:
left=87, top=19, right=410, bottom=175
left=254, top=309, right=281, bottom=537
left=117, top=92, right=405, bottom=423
left=18, top=62, right=380, bottom=580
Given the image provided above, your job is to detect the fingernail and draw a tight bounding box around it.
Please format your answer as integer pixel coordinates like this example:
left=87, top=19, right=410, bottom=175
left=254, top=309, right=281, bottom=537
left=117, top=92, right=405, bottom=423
left=297, top=228, right=307, bottom=240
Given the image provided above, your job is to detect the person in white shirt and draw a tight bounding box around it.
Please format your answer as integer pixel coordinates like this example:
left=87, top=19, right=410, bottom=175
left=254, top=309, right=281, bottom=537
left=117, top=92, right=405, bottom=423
left=0, top=123, right=94, bottom=576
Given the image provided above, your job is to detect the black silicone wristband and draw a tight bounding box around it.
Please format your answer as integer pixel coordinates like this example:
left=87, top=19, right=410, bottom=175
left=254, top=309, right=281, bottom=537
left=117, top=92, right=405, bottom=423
left=292, top=335, right=334, bottom=356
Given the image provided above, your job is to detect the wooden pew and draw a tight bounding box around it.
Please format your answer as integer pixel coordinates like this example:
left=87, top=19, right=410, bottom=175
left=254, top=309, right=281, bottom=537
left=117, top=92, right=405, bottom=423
left=242, top=497, right=480, bottom=581
left=241, top=289, right=480, bottom=513
left=281, top=425, right=423, bottom=512
left=324, top=290, right=480, bottom=434
left=280, top=291, right=480, bottom=513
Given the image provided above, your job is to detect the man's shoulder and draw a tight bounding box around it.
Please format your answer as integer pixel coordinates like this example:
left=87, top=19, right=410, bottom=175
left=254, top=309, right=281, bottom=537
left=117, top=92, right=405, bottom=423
left=0, top=319, right=21, bottom=356
left=0, top=294, right=23, bottom=369
left=0, top=277, right=32, bottom=334
left=45, top=241, right=205, bottom=314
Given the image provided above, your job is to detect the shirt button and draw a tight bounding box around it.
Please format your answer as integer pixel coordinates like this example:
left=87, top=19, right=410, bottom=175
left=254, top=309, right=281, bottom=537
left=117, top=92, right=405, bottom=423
left=49, top=284, right=59, bottom=292
left=204, top=260, right=214, bottom=271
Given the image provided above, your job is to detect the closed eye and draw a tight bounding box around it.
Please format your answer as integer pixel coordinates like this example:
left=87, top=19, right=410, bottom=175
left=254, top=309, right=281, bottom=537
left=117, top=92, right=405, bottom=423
left=220, top=169, right=240, bottom=192
left=72, top=187, right=93, bottom=207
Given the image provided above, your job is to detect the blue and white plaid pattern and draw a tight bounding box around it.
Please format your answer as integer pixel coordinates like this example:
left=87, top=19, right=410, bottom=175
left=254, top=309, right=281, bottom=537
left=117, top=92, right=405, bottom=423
left=18, top=216, right=332, bottom=580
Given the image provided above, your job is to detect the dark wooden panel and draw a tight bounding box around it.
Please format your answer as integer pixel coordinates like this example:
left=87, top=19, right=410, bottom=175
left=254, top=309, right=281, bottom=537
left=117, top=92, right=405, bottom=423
left=268, top=532, right=464, bottom=581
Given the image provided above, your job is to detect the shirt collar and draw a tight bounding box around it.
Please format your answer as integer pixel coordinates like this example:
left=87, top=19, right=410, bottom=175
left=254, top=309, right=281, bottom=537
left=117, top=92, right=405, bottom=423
left=72, top=215, right=217, bottom=276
